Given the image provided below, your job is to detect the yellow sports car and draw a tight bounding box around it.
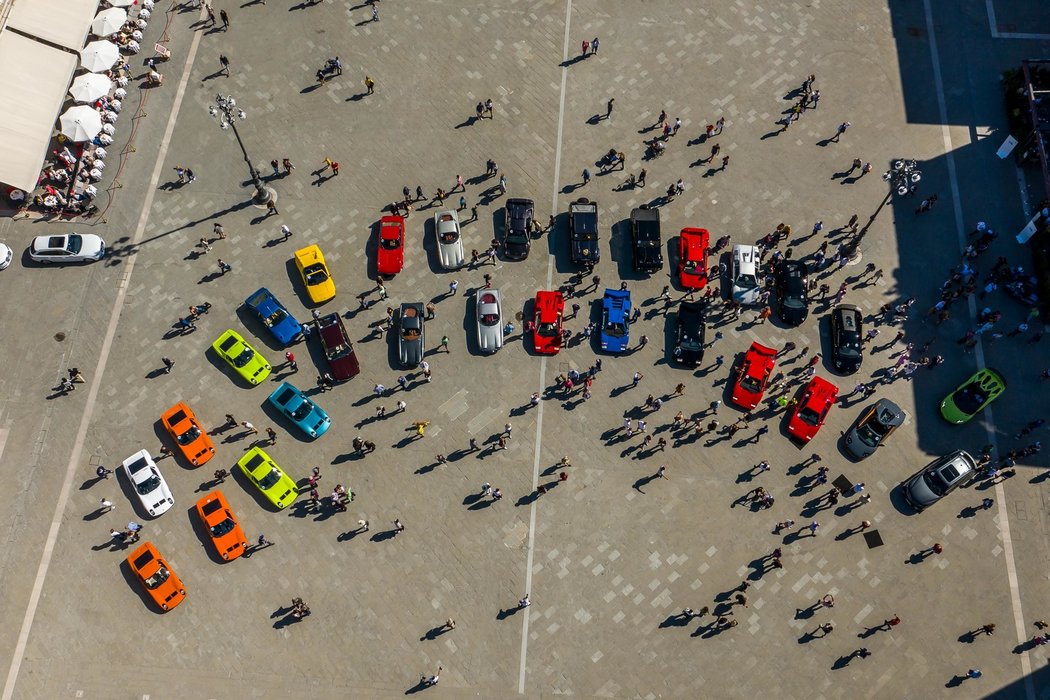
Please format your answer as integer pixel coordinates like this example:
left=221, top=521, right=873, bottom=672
left=294, top=244, right=336, bottom=304
left=211, top=329, right=272, bottom=385
left=237, top=447, right=298, bottom=509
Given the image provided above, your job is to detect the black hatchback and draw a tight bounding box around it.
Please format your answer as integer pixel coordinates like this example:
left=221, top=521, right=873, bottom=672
left=673, top=301, right=705, bottom=366
left=830, top=304, right=863, bottom=374
left=504, top=198, right=534, bottom=260
left=775, top=259, right=809, bottom=326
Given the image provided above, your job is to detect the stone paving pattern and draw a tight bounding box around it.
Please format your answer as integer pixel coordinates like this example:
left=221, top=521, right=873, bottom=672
left=0, top=0, right=1049, bottom=698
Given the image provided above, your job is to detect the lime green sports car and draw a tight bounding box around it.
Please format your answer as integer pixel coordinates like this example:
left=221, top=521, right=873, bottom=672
left=939, top=367, right=1005, bottom=424
left=212, top=329, right=272, bottom=385
left=237, top=447, right=298, bottom=509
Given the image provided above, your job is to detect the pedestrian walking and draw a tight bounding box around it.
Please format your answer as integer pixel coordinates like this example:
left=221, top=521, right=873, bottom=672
left=833, top=121, right=851, bottom=141
left=99, top=498, right=114, bottom=513
left=266, top=427, right=277, bottom=444
left=394, top=518, right=405, bottom=533
left=440, top=335, right=450, bottom=352
left=242, top=421, right=258, bottom=435
left=161, top=357, right=175, bottom=373
left=217, top=259, right=232, bottom=274
left=219, top=53, right=230, bottom=76
left=365, top=76, right=375, bottom=94
left=605, top=98, right=614, bottom=119
left=219, top=9, right=229, bottom=29
left=370, top=4, right=378, bottom=21
left=582, top=169, right=591, bottom=186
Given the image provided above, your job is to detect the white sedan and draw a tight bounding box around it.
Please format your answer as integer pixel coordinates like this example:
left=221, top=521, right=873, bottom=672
left=476, top=288, right=504, bottom=353
left=120, top=449, right=174, bottom=517
left=434, top=210, right=464, bottom=269
left=29, top=233, right=106, bottom=264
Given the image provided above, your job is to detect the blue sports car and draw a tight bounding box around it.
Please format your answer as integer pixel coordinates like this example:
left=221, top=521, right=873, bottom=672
left=245, top=288, right=303, bottom=346
left=267, top=382, right=331, bottom=438
left=600, top=289, right=631, bottom=353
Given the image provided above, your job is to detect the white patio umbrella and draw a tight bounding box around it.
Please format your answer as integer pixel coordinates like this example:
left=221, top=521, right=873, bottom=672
left=91, top=7, right=128, bottom=36
left=80, top=40, right=120, bottom=73
left=69, top=73, right=113, bottom=103
left=60, top=105, right=104, bottom=142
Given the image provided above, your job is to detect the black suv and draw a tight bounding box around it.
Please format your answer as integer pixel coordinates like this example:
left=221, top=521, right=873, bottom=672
left=504, top=198, right=534, bottom=261
left=569, top=198, right=599, bottom=266
left=775, top=259, right=809, bottom=326
left=830, top=304, right=863, bottom=374
left=630, top=207, right=663, bottom=273
left=673, top=301, right=705, bottom=366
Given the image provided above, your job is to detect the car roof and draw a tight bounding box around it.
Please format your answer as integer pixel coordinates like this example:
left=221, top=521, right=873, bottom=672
left=631, top=207, right=659, bottom=223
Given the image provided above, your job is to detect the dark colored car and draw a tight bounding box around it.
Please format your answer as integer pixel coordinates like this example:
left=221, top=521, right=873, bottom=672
left=316, top=313, right=361, bottom=380
left=504, top=198, right=534, bottom=260
left=569, top=198, right=599, bottom=266
left=830, top=304, right=863, bottom=375
left=775, top=259, right=809, bottom=326
left=902, top=450, right=977, bottom=511
left=673, top=301, right=705, bottom=367
left=843, top=398, right=906, bottom=459
left=398, top=302, right=425, bottom=368
left=630, top=207, right=663, bottom=273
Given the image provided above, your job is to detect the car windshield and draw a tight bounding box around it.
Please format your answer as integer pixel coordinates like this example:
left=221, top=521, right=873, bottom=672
left=679, top=336, right=701, bottom=352
left=144, top=566, right=170, bottom=589
left=136, top=474, right=161, bottom=495
left=798, top=407, right=821, bottom=426
left=381, top=235, right=401, bottom=250
left=66, top=234, right=83, bottom=254
left=304, top=264, right=329, bottom=285
left=740, top=375, right=762, bottom=393
left=259, top=468, right=282, bottom=489
left=506, top=231, right=528, bottom=245
left=604, top=321, right=627, bottom=338
left=953, top=383, right=989, bottom=415
left=783, top=296, right=805, bottom=309
left=735, top=274, right=758, bottom=290
left=176, top=424, right=201, bottom=445
left=922, top=465, right=956, bottom=496
left=291, top=403, right=313, bottom=421
left=233, top=347, right=255, bottom=368
left=856, top=422, right=888, bottom=447
left=683, top=260, right=700, bottom=273
left=210, top=518, right=235, bottom=538
left=537, top=322, right=559, bottom=337
left=264, top=309, right=287, bottom=327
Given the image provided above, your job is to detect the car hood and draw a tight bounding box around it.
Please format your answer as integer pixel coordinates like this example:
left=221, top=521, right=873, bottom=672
left=905, top=473, right=938, bottom=506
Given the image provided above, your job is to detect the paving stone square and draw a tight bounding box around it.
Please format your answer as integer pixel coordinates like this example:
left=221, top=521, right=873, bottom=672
left=0, top=1, right=1049, bottom=699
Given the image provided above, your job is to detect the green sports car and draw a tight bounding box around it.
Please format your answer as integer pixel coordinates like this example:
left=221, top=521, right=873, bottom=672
left=939, top=367, right=1005, bottom=424
left=212, top=329, right=272, bottom=385
left=237, top=447, right=298, bottom=509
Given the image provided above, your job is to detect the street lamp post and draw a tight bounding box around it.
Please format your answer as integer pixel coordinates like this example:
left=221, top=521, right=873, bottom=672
left=842, top=159, right=922, bottom=260
left=208, top=93, right=272, bottom=206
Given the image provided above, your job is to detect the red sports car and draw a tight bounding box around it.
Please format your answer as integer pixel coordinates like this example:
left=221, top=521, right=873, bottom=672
left=532, top=291, right=565, bottom=355
left=787, top=376, right=839, bottom=443
left=677, top=228, right=710, bottom=289
left=731, top=342, right=777, bottom=410
left=376, top=215, right=405, bottom=276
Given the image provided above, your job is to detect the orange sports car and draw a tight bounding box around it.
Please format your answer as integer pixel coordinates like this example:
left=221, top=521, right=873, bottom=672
left=195, top=490, right=248, bottom=561
left=161, top=402, right=216, bottom=466
left=127, top=541, right=187, bottom=611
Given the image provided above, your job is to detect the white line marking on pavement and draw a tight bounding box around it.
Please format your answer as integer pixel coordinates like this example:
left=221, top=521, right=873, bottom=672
left=924, top=3, right=1033, bottom=698
left=518, top=1, right=572, bottom=694
left=0, top=13, right=208, bottom=700
left=985, top=0, right=1000, bottom=38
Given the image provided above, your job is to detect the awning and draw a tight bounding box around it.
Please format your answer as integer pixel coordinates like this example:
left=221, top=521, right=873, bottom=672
left=6, top=0, right=100, bottom=51
left=0, top=31, right=78, bottom=190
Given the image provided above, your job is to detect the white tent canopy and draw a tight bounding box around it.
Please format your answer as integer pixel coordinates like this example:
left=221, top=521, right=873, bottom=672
left=6, top=0, right=99, bottom=51
left=0, top=31, right=78, bottom=190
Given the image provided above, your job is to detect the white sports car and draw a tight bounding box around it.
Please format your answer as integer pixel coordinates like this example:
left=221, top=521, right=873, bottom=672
left=434, top=210, right=465, bottom=269
left=121, top=449, right=174, bottom=517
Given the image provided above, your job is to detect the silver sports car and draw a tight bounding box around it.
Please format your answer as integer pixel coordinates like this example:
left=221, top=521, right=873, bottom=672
left=476, top=288, right=504, bottom=353
left=398, top=302, right=425, bottom=367
left=435, top=210, right=465, bottom=269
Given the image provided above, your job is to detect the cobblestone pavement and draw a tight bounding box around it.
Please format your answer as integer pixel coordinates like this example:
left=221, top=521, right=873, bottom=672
left=1, top=1, right=1049, bottom=698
